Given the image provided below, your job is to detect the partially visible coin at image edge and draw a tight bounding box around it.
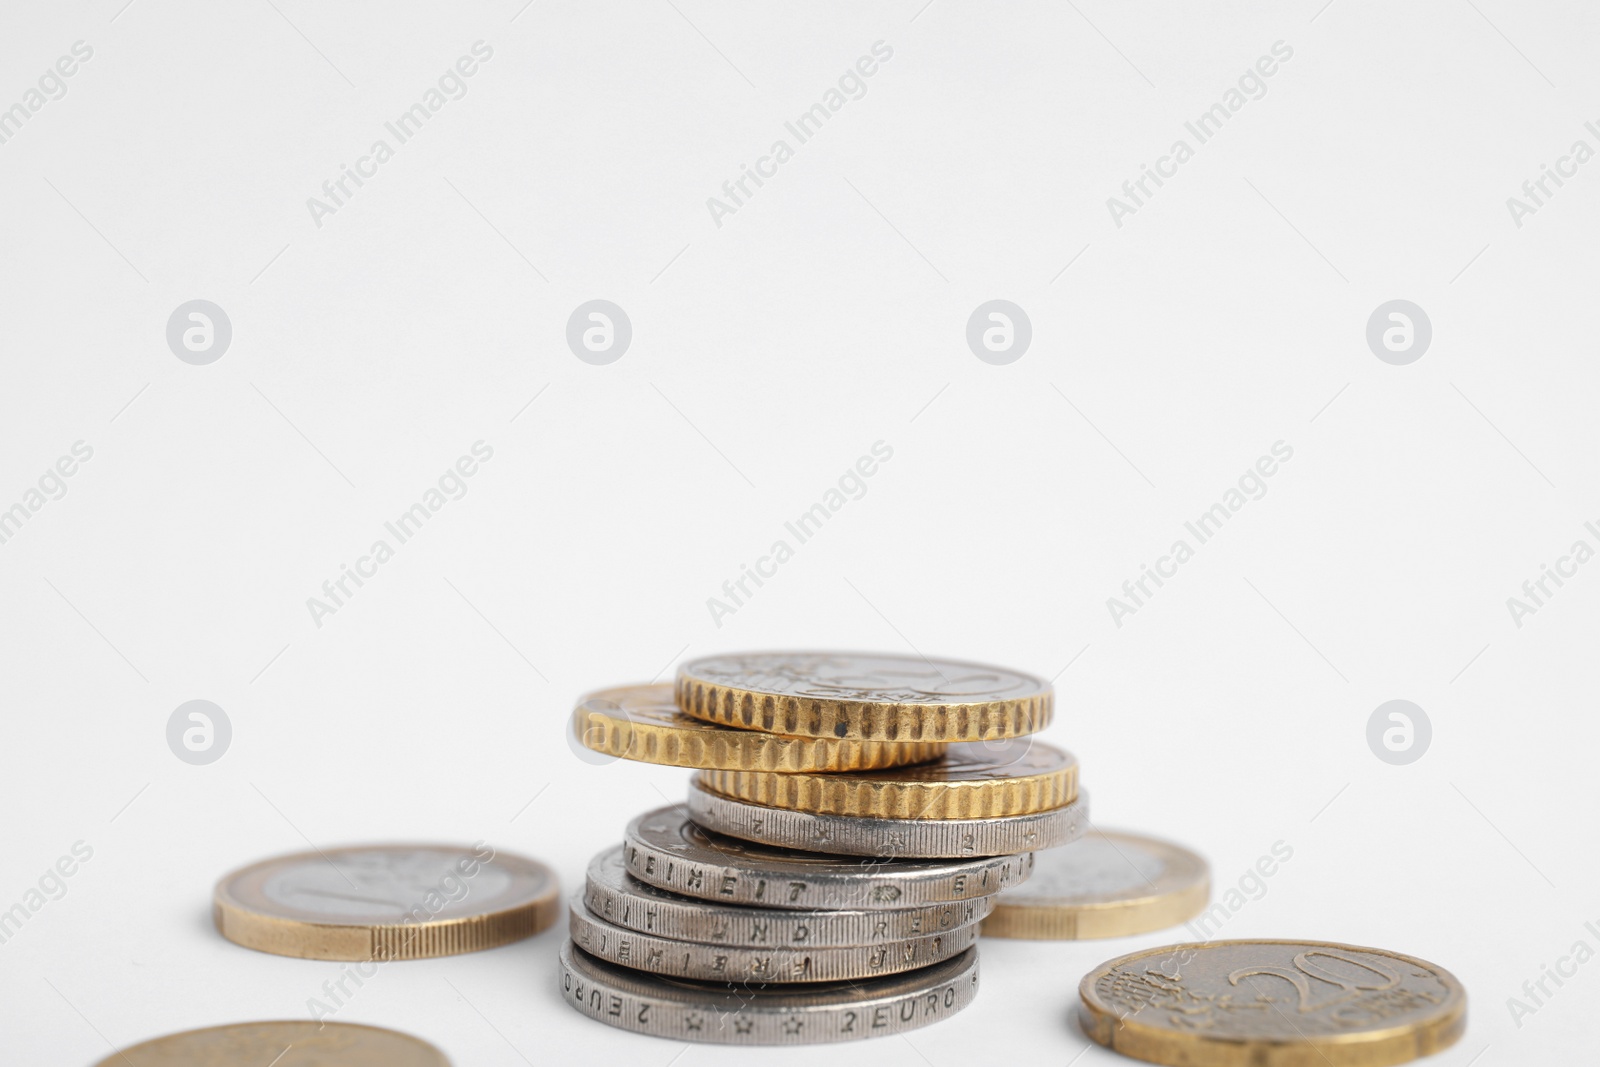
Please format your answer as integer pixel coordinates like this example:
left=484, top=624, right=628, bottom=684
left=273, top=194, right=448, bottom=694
left=95, top=1021, right=450, bottom=1066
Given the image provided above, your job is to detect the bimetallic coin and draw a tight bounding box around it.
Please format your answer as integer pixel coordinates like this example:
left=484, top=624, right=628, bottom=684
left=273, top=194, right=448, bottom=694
left=572, top=683, right=945, bottom=771
left=698, top=740, right=1077, bottom=820
left=96, top=1021, right=449, bottom=1066
left=677, top=651, right=1052, bottom=742
left=689, top=776, right=1089, bottom=858
left=560, top=940, right=980, bottom=1045
left=1079, top=939, right=1467, bottom=1067
left=624, top=807, right=1032, bottom=910
left=569, top=900, right=979, bottom=982
left=585, top=845, right=991, bottom=947
left=213, top=843, right=559, bottom=960
left=983, top=828, right=1207, bottom=939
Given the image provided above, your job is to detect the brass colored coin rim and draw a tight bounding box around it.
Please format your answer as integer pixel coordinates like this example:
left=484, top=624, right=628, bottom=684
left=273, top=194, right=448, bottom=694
left=1077, top=938, right=1468, bottom=1067
left=676, top=650, right=1053, bottom=742
left=213, top=843, right=560, bottom=961
left=982, top=829, right=1210, bottom=940
left=96, top=1020, right=452, bottom=1067
left=697, top=740, right=1078, bottom=820
left=572, top=682, right=947, bottom=772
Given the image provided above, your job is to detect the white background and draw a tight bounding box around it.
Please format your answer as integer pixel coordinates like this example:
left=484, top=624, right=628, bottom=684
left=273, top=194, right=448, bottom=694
left=2, top=0, right=1597, bottom=1063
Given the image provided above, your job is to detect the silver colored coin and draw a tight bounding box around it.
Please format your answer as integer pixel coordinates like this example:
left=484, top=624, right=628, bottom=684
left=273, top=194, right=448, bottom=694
left=569, top=898, right=979, bottom=982
left=585, top=846, right=992, bottom=947
left=624, top=807, right=1033, bottom=910
left=688, top=778, right=1091, bottom=858
left=559, top=940, right=980, bottom=1045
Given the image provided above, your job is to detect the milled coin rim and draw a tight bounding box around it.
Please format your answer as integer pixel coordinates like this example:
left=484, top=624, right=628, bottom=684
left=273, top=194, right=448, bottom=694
left=676, top=650, right=1053, bottom=742
left=572, top=682, right=947, bottom=771
left=95, top=1020, right=452, bottom=1067
left=568, top=897, right=981, bottom=983
left=688, top=777, right=1090, bottom=858
left=1077, top=938, right=1468, bottom=1067
left=212, top=843, right=560, bottom=961
left=697, top=740, right=1079, bottom=820
left=559, top=940, right=981, bottom=1045
left=982, top=828, right=1208, bottom=939
left=584, top=845, right=994, bottom=946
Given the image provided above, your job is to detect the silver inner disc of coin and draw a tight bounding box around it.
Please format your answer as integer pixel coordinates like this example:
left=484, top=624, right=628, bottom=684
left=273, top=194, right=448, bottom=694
left=1025, top=837, right=1168, bottom=898
left=260, top=848, right=515, bottom=920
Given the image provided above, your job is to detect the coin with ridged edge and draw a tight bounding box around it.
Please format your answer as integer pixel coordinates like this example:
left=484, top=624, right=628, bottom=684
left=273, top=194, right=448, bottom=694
left=677, top=651, right=1052, bottom=742
left=572, top=683, right=946, bottom=771
left=698, top=740, right=1077, bottom=820
left=1079, top=939, right=1467, bottom=1067
left=624, top=807, right=1032, bottom=910
left=213, top=843, right=559, bottom=960
left=983, top=828, right=1208, bottom=940
left=560, top=940, right=980, bottom=1044
left=569, top=898, right=980, bottom=982
left=94, top=1021, right=451, bottom=1067
left=688, top=776, right=1089, bottom=858
left=585, top=845, right=992, bottom=947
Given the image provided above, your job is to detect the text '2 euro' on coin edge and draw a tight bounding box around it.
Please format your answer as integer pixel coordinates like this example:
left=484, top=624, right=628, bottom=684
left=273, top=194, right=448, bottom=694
left=558, top=940, right=981, bottom=1045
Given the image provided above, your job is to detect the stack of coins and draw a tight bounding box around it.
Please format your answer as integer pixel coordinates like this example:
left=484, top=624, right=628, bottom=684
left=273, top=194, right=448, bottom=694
left=564, top=651, right=1085, bottom=1044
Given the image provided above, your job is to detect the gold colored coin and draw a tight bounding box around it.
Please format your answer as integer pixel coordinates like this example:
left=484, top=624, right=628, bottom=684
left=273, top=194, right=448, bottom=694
left=1079, top=939, right=1467, bottom=1067
left=571, top=683, right=945, bottom=771
left=677, top=651, right=1052, bottom=742
left=983, top=829, right=1208, bottom=940
left=214, top=843, right=559, bottom=960
left=697, top=740, right=1077, bottom=820
left=96, top=1021, right=450, bottom=1066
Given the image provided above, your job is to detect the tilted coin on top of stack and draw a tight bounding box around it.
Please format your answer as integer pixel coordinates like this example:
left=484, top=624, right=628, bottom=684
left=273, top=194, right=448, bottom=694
left=564, top=650, right=1081, bottom=1044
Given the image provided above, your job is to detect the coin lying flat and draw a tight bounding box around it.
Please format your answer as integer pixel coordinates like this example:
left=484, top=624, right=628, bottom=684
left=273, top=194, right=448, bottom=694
left=570, top=899, right=980, bottom=982
left=585, top=845, right=991, bottom=947
left=214, top=843, right=559, bottom=960
left=1079, top=939, right=1467, bottom=1067
left=572, top=683, right=946, bottom=771
left=983, top=828, right=1207, bottom=939
left=624, top=807, right=1032, bottom=910
left=560, top=940, right=979, bottom=1044
left=96, top=1021, right=450, bottom=1066
left=688, top=776, right=1089, bottom=858
left=698, top=740, right=1077, bottom=820
left=677, top=651, right=1052, bottom=742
